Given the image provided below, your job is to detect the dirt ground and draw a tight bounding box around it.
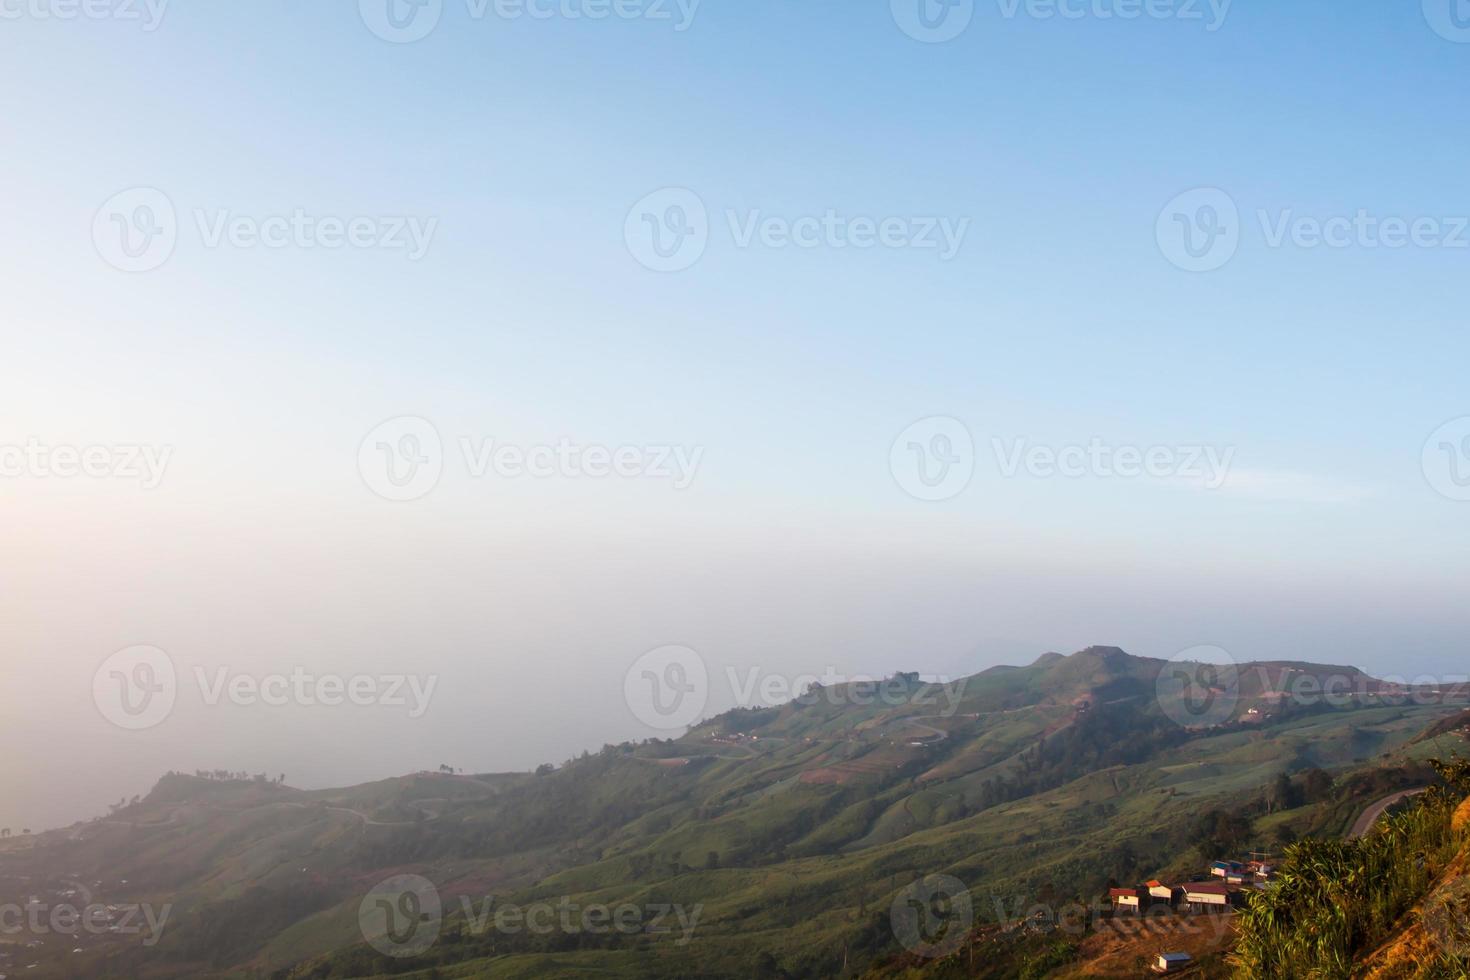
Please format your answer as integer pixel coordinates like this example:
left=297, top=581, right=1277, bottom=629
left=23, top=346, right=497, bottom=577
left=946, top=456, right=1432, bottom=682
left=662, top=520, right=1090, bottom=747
left=1053, top=912, right=1238, bottom=977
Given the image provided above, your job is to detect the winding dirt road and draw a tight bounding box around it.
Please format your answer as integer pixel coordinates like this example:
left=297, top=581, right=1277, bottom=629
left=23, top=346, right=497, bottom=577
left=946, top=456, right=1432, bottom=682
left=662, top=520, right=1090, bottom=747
left=1349, top=788, right=1428, bottom=839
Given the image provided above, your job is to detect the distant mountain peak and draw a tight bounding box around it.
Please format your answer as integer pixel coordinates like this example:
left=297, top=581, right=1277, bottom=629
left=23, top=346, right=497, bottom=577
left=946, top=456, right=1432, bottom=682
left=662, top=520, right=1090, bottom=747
left=1033, top=645, right=1139, bottom=667
left=1077, top=645, right=1129, bottom=660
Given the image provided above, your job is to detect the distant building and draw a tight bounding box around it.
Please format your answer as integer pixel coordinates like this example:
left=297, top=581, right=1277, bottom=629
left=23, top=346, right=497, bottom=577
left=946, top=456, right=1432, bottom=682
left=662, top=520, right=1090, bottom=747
left=1183, top=881, right=1245, bottom=912
left=1154, top=951, right=1193, bottom=973
left=1210, top=860, right=1244, bottom=878
left=1147, top=880, right=1183, bottom=906
left=1108, top=887, right=1143, bottom=914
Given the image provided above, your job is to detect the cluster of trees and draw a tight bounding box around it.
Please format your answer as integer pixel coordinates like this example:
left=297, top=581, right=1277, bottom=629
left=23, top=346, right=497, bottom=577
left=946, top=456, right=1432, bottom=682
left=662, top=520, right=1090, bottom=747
left=1192, top=768, right=1335, bottom=857
left=1264, top=767, right=1335, bottom=814
left=177, top=769, right=287, bottom=784
left=107, top=794, right=144, bottom=814
left=974, top=706, right=1191, bottom=813
left=1191, top=807, right=1256, bottom=859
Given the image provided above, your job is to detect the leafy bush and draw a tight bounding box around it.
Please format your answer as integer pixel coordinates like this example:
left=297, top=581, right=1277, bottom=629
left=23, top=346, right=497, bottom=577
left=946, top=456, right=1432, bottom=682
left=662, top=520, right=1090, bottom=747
left=1233, top=758, right=1470, bottom=979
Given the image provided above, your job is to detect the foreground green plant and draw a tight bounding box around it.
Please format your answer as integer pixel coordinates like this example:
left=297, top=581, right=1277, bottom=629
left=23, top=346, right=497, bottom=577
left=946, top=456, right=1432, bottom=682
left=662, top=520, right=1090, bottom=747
left=1233, top=759, right=1470, bottom=980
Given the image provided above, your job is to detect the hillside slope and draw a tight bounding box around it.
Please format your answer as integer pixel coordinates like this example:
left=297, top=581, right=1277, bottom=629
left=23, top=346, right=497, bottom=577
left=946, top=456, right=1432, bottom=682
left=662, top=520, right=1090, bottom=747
left=1355, top=796, right=1470, bottom=979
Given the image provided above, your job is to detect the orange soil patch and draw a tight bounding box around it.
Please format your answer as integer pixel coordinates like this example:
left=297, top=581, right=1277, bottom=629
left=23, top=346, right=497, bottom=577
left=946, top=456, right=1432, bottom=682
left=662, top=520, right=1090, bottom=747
left=1057, top=914, right=1237, bottom=977
left=799, top=758, right=899, bottom=785
left=1453, top=797, right=1470, bottom=835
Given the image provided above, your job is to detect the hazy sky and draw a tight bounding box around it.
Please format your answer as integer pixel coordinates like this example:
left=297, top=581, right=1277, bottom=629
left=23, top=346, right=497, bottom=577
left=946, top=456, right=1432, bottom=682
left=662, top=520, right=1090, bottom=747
left=3, top=1, right=1469, bottom=833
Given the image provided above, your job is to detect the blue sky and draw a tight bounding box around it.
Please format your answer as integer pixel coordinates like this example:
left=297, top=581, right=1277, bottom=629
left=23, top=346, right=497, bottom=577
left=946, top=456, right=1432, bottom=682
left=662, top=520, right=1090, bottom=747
left=2, top=1, right=1469, bottom=830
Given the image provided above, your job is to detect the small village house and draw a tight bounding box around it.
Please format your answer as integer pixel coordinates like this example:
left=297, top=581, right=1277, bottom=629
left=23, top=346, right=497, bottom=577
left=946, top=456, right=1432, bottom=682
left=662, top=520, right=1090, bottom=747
left=1147, top=880, right=1183, bottom=907
left=1154, top=951, right=1193, bottom=973
left=1108, top=887, right=1143, bottom=914
left=1183, top=881, right=1245, bottom=913
left=1245, top=859, right=1275, bottom=880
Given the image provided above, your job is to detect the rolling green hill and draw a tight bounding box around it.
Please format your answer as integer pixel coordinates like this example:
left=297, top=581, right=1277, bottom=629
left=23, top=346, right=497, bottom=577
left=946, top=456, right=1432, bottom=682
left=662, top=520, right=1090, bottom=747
left=1, top=647, right=1464, bottom=979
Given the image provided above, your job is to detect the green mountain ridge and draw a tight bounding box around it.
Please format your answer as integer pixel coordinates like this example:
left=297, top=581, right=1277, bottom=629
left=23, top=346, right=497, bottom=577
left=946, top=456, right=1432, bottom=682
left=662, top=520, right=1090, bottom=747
left=1, top=647, right=1464, bottom=979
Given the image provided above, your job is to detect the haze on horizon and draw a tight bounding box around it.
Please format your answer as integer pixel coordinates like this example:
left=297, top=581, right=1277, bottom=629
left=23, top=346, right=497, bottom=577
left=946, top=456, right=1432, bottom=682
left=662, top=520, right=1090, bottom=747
left=3, top=1, right=1469, bottom=836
